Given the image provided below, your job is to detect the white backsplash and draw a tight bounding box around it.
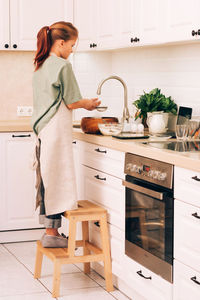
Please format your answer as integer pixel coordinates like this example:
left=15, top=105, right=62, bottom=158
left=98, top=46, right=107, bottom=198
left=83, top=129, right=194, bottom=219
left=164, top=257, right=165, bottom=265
left=73, top=43, right=200, bottom=121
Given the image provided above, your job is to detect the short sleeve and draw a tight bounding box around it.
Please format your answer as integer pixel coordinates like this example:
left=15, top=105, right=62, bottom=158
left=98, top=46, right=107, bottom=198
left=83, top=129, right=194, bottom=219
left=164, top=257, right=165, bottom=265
left=59, top=62, right=82, bottom=106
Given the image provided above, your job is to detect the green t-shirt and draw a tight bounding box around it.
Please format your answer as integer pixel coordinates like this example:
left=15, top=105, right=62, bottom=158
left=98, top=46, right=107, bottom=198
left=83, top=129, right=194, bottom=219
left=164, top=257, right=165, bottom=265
left=31, top=55, right=82, bottom=135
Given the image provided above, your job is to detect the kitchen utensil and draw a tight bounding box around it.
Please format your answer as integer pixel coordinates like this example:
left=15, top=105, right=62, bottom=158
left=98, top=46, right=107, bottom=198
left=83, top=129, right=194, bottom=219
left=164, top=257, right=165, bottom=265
left=98, top=123, right=122, bottom=136
left=95, top=106, right=108, bottom=112
left=81, top=117, right=118, bottom=134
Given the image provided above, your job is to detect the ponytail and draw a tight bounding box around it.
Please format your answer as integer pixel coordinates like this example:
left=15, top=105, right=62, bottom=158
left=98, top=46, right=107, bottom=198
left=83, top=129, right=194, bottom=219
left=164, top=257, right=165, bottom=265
left=34, top=26, right=51, bottom=71
left=34, top=22, right=78, bottom=71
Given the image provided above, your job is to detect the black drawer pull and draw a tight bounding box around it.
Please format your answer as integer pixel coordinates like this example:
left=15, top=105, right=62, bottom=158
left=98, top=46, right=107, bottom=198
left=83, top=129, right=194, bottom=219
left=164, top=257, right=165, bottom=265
left=192, top=212, right=200, bottom=219
left=94, top=221, right=100, bottom=227
left=137, top=270, right=152, bottom=280
left=192, top=175, right=200, bottom=181
left=94, top=175, right=106, bottom=181
left=94, top=148, right=107, bottom=153
left=72, top=141, right=76, bottom=144
left=12, top=134, right=31, bottom=138
left=191, top=276, right=200, bottom=285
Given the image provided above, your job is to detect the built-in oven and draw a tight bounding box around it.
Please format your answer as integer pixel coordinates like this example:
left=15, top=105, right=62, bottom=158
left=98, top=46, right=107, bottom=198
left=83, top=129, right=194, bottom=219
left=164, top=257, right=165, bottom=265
left=123, top=153, right=174, bottom=282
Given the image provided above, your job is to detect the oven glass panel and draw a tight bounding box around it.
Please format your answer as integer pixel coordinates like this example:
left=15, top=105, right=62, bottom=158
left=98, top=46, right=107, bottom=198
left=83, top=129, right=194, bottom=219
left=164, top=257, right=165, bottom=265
left=125, top=177, right=173, bottom=264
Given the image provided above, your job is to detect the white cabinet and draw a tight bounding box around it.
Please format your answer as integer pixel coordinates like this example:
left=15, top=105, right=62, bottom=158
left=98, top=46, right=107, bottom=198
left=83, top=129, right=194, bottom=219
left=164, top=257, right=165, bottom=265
left=0, top=0, right=73, bottom=51
left=173, top=166, right=200, bottom=300
left=164, top=0, right=200, bottom=43
left=72, top=139, right=82, bottom=200
left=0, top=132, right=40, bottom=231
left=74, top=0, right=118, bottom=51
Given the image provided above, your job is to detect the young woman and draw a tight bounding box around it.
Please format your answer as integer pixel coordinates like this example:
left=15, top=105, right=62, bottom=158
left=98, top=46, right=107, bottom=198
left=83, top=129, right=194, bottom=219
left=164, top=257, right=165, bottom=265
left=31, top=21, right=100, bottom=248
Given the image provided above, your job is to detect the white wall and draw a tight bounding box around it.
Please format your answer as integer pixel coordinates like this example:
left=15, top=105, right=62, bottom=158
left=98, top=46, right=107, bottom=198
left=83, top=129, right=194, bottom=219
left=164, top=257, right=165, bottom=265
left=73, top=43, right=200, bottom=121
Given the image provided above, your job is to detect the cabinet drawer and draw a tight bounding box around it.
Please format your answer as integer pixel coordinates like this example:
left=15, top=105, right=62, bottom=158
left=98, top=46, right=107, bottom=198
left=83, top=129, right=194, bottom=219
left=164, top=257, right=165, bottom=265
left=174, top=166, right=200, bottom=207
left=173, top=260, right=200, bottom=300
left=90, top=221, right=124, bottom=278
left=122, top=255, right=172, bottom=300
left=81, top=165, right=125, bottom=230
left=79, top=141, right=125, bottom=179
left=174, top=199, right=200, bottom=270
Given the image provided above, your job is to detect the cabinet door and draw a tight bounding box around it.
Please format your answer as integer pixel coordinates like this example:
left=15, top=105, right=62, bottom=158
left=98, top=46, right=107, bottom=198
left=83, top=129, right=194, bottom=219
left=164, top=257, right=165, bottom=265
left=174, top=199, right=200, bottom=271
left=0, top=0, right=9, bottom=50
left=0, top=133, right=41, bottom=230
left=74, top=0, right=96, bottom=51
left=139, top=0, right=164, bottom=45
left=174, top=260, right=200, bottom=300
left=118, top=0, right=140, bottom=47
left=165, top=0, right=200, bottom=43
left=10, top=0, right=73, bottom=50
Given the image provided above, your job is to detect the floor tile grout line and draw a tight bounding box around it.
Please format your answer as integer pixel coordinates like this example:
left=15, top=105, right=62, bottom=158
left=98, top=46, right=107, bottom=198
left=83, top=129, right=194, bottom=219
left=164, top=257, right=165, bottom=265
left=2, top=244, right=58, bottom=299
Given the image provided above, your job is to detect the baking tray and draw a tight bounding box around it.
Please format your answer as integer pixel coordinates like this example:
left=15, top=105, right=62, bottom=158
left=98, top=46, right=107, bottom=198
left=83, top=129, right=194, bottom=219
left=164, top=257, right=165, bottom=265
left=112, top=133, right=149, bottom=139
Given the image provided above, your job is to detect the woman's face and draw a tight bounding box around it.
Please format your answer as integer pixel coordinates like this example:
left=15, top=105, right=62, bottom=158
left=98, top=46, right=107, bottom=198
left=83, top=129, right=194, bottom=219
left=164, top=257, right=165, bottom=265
left=59, top=38, right=77, bottom=59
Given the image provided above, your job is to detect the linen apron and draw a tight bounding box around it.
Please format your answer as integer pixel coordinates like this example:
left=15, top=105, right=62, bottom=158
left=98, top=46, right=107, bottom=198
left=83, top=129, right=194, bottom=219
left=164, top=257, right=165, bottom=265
left=34, top=101, right=77, bottom=216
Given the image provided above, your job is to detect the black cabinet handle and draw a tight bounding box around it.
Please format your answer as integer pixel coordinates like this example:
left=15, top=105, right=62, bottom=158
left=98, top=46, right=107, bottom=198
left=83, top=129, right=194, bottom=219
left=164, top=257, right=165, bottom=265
left=198, top=29, right=200, bottom=35
left=137, top=270, right=152, bottom=280
left=90, top=43, right=93, bottom=48
left=4, top=43, right=9, bottom=48
left=191, top=175, right=200, bottom=182
left=94, top=221, right=100, bottom=227
left=92, top=43, right=97, bottom=47
left=94, top=175, right=106, bottom=181
left=72, top=141, right=76, bottom=144
left=191, top=212, right=200, bottom=219
left=94, top=148, right=107, bottom=153
left=12, top=134, right=31, bottom=138
left=13, top=44, right=17, bottom=48
left=191, top=276, right=200, bottom=285
left=131, top=37, right=140, bottom=43
left=192, top=30, right=197, bottom=36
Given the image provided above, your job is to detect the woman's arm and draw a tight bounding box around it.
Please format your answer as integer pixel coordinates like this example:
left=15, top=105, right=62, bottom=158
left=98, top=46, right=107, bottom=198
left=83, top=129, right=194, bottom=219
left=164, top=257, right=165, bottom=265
left=67, top=98, right=101, bottom=111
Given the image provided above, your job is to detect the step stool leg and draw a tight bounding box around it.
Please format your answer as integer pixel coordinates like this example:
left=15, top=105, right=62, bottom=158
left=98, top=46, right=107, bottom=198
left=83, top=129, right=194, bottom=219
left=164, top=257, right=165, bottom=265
left=68, top=216, right=77, bottom=257
left=99, top=213, right=114, bottom=292
left=52, top=259, right=61, bottom=298
left=34, top=244, right=43, bottom=279
left=82, top=221, right=90, bottom=274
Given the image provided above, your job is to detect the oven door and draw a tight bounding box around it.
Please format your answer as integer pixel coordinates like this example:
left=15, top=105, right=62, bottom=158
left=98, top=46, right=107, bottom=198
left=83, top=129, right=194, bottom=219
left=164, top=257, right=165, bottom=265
left=123, top=175, right=174, bottom=282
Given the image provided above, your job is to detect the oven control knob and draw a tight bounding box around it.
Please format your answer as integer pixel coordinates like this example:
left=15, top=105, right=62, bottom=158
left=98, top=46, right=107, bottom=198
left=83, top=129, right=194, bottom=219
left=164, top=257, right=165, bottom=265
left=148, top=170, right=154, bottom=177
left=153, top=170, right=159, bottom=179
left=130, top=164, right=137, bottom=172
left=126, top=163, right=132, bottom=171
left=158, top=172, right=167, bottom=181
left=137, top=166, right=142, bottom=174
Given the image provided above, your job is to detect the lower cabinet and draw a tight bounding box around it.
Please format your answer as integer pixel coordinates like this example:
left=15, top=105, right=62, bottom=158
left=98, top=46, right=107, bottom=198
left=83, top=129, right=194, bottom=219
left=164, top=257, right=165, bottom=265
left=0, top=132, right=42, bottom=239
left=173, top=260, right=200, bottom=300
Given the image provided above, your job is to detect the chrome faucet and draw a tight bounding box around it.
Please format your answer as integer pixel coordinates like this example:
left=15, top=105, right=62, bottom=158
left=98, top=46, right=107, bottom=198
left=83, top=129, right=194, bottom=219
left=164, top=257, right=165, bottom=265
left=96, top=76, right=130, bottom=127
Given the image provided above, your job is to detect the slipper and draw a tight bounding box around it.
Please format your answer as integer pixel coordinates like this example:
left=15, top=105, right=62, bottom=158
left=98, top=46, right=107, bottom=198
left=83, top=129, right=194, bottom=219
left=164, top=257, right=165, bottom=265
left=41, top=233, right=68, bottom=248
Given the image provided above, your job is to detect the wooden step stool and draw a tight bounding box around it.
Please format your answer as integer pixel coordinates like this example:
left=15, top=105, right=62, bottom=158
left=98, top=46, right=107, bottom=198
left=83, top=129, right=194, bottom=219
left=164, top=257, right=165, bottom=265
left=34, top=200, right=114, bottom=298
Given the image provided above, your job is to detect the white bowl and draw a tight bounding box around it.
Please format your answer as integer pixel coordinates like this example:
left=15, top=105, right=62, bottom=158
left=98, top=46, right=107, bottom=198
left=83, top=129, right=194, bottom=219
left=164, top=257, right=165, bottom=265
left=98, top=123, right=122, bottom=136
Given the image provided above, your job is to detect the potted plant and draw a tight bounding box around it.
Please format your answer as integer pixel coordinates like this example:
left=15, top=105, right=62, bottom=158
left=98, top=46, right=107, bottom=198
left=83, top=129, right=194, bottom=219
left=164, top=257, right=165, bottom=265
left=133, top=88, right=177, bottom=127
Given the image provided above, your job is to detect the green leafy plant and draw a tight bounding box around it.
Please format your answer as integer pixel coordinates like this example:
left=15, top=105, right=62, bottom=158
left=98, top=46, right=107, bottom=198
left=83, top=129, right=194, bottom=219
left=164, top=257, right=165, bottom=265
left=133, top=88, right=177, bottom=123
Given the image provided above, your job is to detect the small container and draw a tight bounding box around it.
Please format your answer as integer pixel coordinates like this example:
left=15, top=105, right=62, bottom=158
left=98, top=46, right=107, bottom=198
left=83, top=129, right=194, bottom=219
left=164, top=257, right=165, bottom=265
left=175, top=124, right=188, bottom=140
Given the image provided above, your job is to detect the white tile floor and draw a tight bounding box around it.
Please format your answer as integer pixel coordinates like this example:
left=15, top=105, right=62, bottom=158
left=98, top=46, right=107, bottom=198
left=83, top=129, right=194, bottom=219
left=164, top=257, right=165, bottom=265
left=0, top=242, right=131, bottom=300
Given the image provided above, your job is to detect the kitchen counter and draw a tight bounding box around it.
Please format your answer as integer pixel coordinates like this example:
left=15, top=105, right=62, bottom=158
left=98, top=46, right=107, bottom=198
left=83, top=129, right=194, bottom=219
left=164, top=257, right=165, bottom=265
left=0, top=119, right=199, bottom=172
left=73, top=129, right=200, bottom=172
left=0, top=119, right=32, bottom=132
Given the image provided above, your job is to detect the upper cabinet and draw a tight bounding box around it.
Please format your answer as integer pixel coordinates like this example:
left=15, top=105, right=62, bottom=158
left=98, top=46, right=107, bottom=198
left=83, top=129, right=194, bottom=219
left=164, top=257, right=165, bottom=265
left=74, top=0, right=117, bottom=51
left=165, top=0, right=200, bottom=43
left=0, top=0, right=73, bottom=51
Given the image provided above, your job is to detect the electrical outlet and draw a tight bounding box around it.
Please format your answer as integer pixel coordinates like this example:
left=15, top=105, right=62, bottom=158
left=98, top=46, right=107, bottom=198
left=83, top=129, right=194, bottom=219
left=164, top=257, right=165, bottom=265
left=17, top=106, right=33, bottom=116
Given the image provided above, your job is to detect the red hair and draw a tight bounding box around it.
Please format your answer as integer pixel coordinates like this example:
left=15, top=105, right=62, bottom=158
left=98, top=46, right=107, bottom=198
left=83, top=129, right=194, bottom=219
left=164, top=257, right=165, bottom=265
left=34, top=21, right=78, bottom=71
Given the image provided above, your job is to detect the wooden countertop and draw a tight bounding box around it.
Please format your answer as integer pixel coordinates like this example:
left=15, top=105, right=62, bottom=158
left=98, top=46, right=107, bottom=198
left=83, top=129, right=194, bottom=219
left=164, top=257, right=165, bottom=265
left=0, top=120, right=199, bottom=172
left=73, top=129, right=200, bottom=172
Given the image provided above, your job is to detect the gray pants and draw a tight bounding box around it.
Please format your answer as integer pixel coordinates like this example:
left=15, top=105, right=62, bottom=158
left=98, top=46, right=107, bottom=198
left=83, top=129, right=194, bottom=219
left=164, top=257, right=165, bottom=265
left=39, top=180, right=64, bottom=229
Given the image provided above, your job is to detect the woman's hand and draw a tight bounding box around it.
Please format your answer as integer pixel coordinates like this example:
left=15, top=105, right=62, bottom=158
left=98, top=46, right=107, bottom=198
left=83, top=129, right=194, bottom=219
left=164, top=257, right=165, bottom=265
left=67, top=98, right=101, bottom=110
left=81, top=98, right=101, bottom=110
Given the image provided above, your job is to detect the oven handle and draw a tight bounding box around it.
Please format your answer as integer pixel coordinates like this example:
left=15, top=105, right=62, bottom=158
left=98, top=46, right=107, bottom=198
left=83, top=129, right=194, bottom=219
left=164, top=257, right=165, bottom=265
left=122, top=180, right=164, bottom=200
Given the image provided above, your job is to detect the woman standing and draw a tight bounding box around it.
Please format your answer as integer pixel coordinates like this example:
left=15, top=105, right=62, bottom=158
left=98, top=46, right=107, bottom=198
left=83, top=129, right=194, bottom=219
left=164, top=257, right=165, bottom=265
left=31, top=21, right=100, bottom=248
